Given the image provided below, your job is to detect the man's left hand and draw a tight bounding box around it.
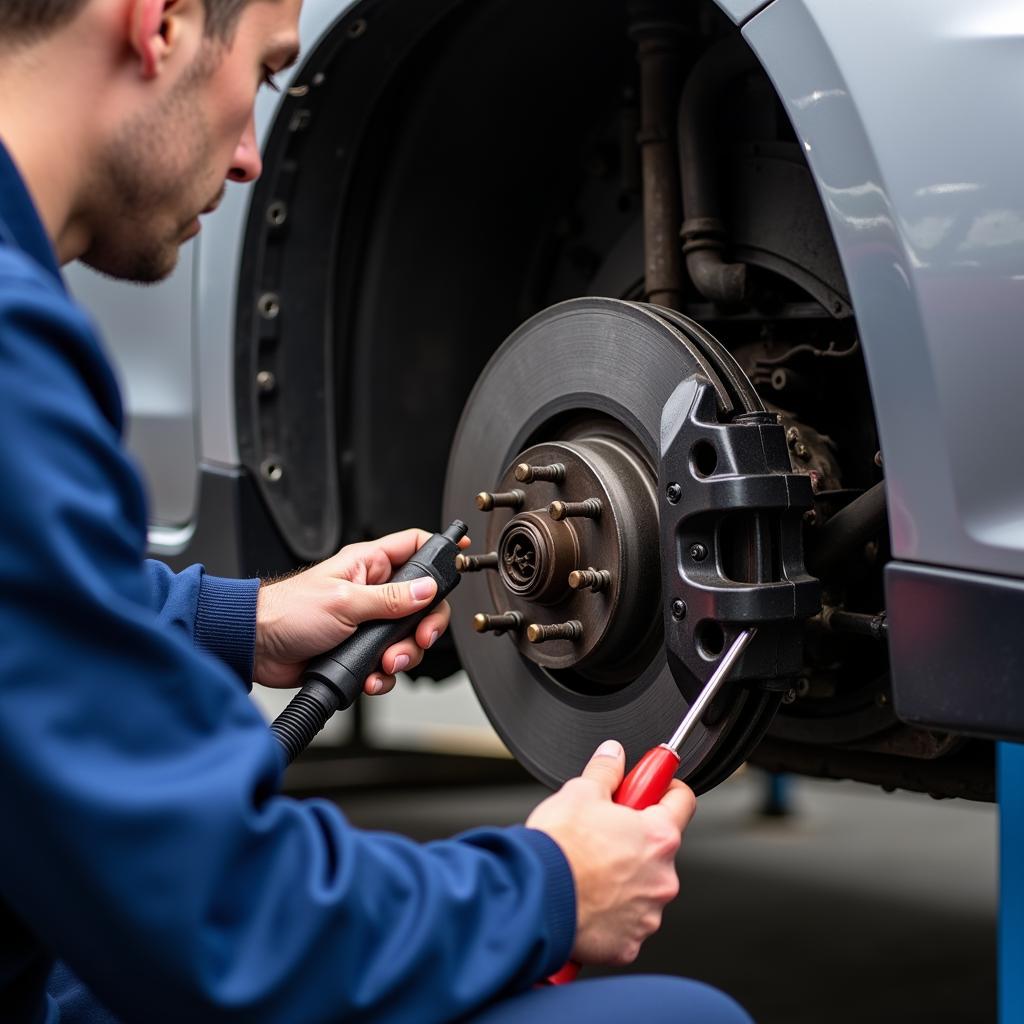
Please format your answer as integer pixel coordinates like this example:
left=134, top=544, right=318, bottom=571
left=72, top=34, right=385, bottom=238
left=253, top=528, right=469, bottom=693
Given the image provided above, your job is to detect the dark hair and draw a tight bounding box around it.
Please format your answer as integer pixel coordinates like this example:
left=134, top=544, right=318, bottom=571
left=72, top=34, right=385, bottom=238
left=0, top=0, right=251, bottom=43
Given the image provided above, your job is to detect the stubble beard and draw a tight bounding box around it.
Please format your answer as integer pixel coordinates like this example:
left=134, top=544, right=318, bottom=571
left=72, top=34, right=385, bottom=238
left=82, top=49, right=220, bottom=284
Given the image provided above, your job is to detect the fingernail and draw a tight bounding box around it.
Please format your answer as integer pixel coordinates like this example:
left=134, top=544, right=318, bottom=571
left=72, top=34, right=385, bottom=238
left=410, top=577, right=436, bottom=602
left=369, top=678, right=384, bottom=695
left=393, top=654, right=410, bottom=673
left=429, top=630, right=439, bottom=649
left=596, top=739, right=623, bottom=759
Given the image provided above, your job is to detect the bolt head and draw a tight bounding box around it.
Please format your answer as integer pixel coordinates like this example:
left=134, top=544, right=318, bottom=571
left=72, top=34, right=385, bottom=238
left=688, top=543, right=708, bottom=562
left=671, top=599, right=687, bottom=621
left=666, top=482, right=682, bottom=505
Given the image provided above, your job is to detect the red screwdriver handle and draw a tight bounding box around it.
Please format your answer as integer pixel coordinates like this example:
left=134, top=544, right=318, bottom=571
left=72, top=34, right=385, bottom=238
left=546, top=961, right=581, bottom=985
left=613, top=745, right=682, bottom=810
left=545, top=744, right=683, bottom=985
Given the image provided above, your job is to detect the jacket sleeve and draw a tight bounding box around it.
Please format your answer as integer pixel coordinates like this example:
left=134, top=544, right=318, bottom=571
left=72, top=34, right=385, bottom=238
left=0, top=275, right=576, bottom=1023
left=143, top=560, right=259, bottom=685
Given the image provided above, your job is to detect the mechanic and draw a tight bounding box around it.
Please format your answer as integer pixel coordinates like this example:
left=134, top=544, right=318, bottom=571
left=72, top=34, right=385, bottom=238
left=0, top=1, right=754, bottom=1021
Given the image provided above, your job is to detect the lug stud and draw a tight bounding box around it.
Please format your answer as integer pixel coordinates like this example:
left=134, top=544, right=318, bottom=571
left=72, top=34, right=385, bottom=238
left=515, top=462, right=567, bottom=484
left=456, top=552, right=499, bottom=573
left=476, top=489, right=526, bottom=512
left=473, top=611, right=524, bottom=635
left=549, top=498, right=602, bottom=522
left=527, top=620, right=583, bottom=644
left=568, top=568, right=612, bottom=593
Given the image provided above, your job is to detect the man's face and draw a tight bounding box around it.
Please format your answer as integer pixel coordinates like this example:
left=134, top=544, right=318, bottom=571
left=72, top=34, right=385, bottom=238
left=82, top=0, right=301, bottom=283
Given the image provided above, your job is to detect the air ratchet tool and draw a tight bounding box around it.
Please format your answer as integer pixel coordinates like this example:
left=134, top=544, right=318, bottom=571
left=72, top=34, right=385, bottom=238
left=547, top=626, right=758, bottom=985
left=270, top=520, right=469, bottom=764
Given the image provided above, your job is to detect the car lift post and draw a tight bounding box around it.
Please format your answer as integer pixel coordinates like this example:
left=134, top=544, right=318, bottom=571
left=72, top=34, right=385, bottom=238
left=999, top=741, right=1023, bottom=1022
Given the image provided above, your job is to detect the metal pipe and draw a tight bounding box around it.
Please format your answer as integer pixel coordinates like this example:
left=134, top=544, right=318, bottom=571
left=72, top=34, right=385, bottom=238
left=809, top=481, right=888, bottom=578
left=677, top=35, right=758, bottom=305
left=629, top=4, right=690, bottom=309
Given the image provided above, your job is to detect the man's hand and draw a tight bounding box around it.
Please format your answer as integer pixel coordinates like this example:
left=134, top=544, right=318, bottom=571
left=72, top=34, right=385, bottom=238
left=253, top=528, right=469, bottom=692
left=525, top=739, right=695, bottom=967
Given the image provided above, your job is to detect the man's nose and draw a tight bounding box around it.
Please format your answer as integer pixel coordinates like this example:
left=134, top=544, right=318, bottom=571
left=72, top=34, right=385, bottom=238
left=228, top=116, right=263, bottom=184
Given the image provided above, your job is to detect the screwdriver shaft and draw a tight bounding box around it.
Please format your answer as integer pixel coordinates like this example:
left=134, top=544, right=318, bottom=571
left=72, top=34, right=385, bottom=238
left=665, top=628, right=756, bottom=754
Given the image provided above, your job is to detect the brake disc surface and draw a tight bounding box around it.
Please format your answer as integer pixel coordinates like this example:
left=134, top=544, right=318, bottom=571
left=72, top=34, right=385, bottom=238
left=442, top=298, right=779, bottom=792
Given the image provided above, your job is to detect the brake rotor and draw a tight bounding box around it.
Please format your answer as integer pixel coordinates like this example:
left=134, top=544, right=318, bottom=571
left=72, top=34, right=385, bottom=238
left=442, top=297, right=780, bottom=793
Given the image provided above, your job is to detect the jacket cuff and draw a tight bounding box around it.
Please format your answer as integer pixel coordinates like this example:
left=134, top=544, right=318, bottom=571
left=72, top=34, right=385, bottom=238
left=513, top=826, right=577, bottom=972
left=193, top=575, right=259, bottom=686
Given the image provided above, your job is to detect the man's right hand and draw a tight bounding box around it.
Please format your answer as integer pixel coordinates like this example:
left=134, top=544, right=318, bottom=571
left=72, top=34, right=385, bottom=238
left=525, top=739, right=696, bottom=967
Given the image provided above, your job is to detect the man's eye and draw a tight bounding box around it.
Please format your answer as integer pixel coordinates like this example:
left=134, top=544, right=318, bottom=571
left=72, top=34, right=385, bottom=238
left=261, top=67, right=281, bottom=93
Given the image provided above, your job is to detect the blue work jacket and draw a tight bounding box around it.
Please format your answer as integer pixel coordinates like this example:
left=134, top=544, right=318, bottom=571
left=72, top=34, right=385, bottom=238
left=0, top=139, right=575, bottom=1023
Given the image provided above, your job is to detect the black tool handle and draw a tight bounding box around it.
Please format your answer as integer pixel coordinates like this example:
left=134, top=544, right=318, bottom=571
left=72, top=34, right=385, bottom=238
left=270, top=521, right=468, bottom=764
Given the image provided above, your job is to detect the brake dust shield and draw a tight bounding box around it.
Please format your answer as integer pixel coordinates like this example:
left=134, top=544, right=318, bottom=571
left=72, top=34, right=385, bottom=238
left=442, top=298, right=783, bottom=793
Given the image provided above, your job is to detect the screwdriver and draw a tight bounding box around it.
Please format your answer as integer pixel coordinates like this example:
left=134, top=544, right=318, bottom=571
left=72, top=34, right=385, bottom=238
left=270, top=520, right=469, bottom=764
left=547, top=626, right=757, bottom=985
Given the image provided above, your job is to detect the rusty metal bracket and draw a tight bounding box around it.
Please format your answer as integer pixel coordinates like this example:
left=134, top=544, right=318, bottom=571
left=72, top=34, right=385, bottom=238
left=659, top=377, right=820, bottom=697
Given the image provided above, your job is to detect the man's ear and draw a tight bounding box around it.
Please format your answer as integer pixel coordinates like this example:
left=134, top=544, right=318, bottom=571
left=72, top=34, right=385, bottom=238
left=128, top=0, right=177, bottom=79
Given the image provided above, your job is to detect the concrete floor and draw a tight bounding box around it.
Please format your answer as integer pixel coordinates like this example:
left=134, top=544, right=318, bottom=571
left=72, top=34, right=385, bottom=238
left=337, top=771, right=997, bottom=1024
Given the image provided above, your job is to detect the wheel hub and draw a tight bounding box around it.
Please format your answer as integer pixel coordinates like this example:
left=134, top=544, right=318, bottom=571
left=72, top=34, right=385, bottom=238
left=475, top=435, right=660, bottom=688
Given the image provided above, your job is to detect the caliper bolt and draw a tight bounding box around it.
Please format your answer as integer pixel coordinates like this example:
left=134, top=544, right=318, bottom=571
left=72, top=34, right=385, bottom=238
left=666, top=482, right=682, bottom=504
left=689, top=543, right=708, bottom=562
left=515, top=462, right=567, bottom=484
left=456, top=552, right=499, bottom=573
left=527, top=620, right=584, bottom=644
left=549, top=499, right=602, bottom=522
left=671, top=599, right=687, bottom=621
left=568, top=568, right=612, bottom=593
left=476, top=489, right=526, bottom=512
left=473, top=612, right=524, bottom=636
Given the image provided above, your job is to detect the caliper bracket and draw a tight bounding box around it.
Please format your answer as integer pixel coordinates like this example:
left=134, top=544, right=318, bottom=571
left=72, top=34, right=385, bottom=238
left=659, top=378, right=821, bottom=695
